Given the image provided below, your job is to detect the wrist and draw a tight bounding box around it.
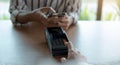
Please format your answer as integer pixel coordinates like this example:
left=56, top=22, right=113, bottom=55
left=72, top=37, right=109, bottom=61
left=69, top=16, right=75, bottom=26
left=71, top=17, right=77, bottom=25
left=31, top=10, right=47, bottom=22
left=16, top=11, right=33, bottom=23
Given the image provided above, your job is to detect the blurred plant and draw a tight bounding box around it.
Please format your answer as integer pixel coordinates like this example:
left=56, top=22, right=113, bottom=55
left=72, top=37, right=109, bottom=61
left=0, top=14, right=10, bottom=20
left=115, top=0, right=120, bottom=20
left=80, top=6, right=96, bottom=20
left=102, top=12, right=117, bottom=21
left=105, top=13, right=113, bottom=20
left=80, top=6, right=91, bottom=20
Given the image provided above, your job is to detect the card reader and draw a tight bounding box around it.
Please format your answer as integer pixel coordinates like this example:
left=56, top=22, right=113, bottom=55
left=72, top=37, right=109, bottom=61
left=45, top=27, right=69, bottom=56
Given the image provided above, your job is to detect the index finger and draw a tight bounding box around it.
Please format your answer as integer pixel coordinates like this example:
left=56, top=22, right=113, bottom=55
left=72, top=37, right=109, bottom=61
left=63, top=41, right=74, bottom=51
left=49, top=7, right=56, bottom=13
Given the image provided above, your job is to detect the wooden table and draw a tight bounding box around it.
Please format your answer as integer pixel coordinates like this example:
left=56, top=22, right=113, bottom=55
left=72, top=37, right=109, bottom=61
left=0, top=20, right=120, bottom=65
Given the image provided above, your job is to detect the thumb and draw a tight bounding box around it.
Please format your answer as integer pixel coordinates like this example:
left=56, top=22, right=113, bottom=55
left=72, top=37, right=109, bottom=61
left=64, top=41, right=74, bottom=51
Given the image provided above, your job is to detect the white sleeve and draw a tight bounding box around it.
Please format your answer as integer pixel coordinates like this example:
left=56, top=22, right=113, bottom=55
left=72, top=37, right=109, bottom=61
left=9, top=0, right=28, bottom=24
left=65, top=0, right=81, bottom=24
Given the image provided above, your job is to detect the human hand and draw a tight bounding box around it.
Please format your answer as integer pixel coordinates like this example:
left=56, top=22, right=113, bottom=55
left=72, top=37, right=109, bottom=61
left=62, top=41, right=87, bottom=62
left=47, top=13, right=59, bottom=27
left=40, top=7, right=56, bottom=13
left=32, top=7, right=56, bottom=25
left=58, top=15, right=73, bottom=30
left=67, top=42, right=86, bottom=61
left=47, top=13, right=73, bottom=30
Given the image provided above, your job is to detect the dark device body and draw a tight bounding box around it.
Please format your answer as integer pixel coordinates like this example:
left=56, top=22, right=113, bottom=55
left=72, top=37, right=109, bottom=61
left=45, top=27, right=69, bottom=56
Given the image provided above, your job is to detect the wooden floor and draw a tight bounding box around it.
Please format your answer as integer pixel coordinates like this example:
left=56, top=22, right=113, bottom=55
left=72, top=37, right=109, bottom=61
left=0, top=20, right=120, bottom=65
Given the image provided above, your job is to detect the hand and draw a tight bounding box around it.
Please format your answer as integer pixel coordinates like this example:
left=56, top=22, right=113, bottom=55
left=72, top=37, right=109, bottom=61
left=64, top=41, right=87, bottom=62
left=58, top=15, right=73, bottom=30
left=33, top=7, right=56, bottom=14
left=13, top=7, right=56, bottom=26
left=47, top=14, right=59, bottom=27
left=32, top=7, right=56, bottom=25
left=47, top=13, right=73, bottom=30
left=40, top=7, right=56, bottom=13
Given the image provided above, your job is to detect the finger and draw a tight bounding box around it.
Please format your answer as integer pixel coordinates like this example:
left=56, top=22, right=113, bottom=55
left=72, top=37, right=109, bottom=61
left=40, top=17, right=48, bottom=25
left=58, top=19, right=69, bottom=26
left=58, top=22, right=68, bottom=28
left=58, top=22, right=66, bottom=26
left=47, top=17, right=59, bottom=24
left=60, top=57, right=67, bottom=63
left=64, top=41, right=74, bottom=51
left=39, top=7, right=51, bottom=13
left=60, top=20, right=68, bottom=24
left=40, top=7, right=56, bottom=13
left=49, top=7, right=56, bottom=13
left=60, top=16, right=68, bottom=19
left=67, top=51, right=74, bottom=59
left=58, top=23, right=69, bottom=30
left=39, top=14, right=48, bottom=25
left=74, top=48, right=81, bottom=55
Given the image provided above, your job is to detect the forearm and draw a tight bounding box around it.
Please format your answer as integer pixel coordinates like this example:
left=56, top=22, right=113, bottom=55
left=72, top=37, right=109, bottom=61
left=12, top=8, right=55, bottom=24
left=14, top=10, right=47, bottom=25
left=16, top=11, right=33, bottom=23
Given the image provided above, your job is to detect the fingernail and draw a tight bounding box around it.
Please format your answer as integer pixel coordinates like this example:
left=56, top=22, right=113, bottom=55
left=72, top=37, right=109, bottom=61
left=61, top=57, right=67, bottom=63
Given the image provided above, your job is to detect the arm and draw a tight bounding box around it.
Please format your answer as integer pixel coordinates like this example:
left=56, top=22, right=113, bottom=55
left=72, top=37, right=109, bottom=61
left=60, top=41, right=87, bottom=63
left=9, top=0, right=31, bottom=25
left=9, top=0, right=55, bottom=25
left=57, top=0, right=81, bottom=30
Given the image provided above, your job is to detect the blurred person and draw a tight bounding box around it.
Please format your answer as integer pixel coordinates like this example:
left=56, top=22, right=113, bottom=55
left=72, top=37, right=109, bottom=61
left=9, top=0, right=81, bottom=29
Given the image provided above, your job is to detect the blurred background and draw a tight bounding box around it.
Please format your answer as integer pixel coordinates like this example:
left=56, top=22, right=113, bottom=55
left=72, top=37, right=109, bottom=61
left=0, top=0, right=120, bottom=21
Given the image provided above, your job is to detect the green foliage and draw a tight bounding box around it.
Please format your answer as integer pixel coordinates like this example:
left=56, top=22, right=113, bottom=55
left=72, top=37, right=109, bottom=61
left=102, top=12, right=120, bottom=21
left=104, top=12, right=113, bottom=20
left=80, top=6, right=90, bottom=20
left=0, top=14, right=10, bottom=20
left=80, top=6, right=96, bottom=20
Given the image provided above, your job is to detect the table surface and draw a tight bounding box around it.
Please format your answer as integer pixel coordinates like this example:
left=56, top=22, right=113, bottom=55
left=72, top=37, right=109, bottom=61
left=0, top=20, right=120, bottom=65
